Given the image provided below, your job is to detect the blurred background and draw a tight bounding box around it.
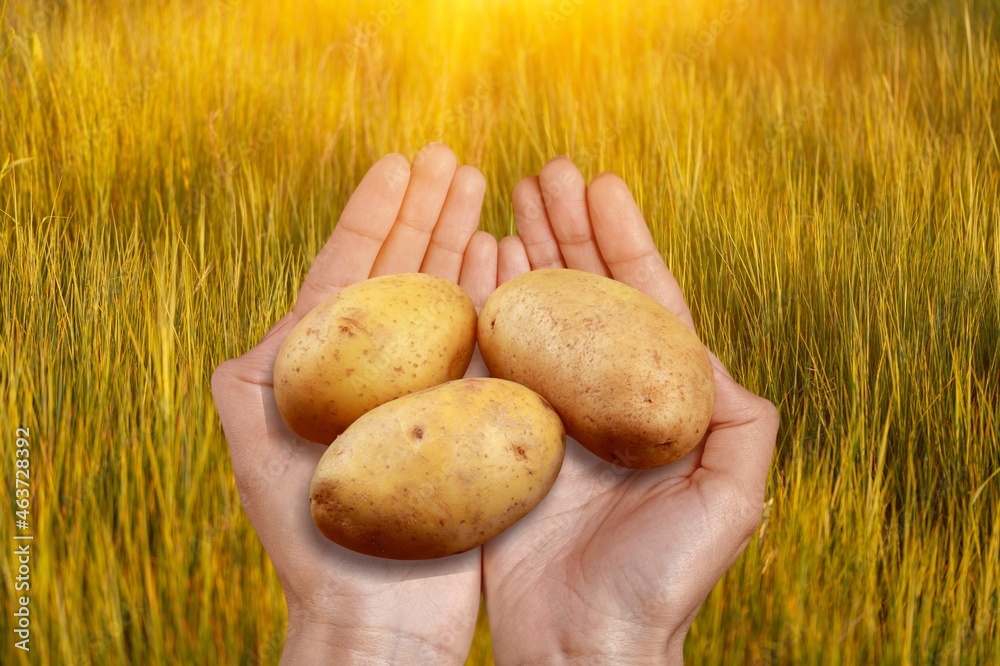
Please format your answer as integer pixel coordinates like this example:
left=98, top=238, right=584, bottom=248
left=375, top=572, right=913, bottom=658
left=1, top=0, right=998, bottom=663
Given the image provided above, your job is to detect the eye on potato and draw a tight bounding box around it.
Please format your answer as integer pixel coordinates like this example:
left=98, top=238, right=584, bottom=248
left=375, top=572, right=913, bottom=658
left=477, top=268, right=715, bottom=469
left=309, top=378, right=566, bottom=559
left=274, top=273, right=477, bottom=444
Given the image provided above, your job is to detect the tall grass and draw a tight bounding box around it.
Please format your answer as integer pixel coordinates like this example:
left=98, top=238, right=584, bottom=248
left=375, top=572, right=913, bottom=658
left=1, top=0, right=998, bottom=663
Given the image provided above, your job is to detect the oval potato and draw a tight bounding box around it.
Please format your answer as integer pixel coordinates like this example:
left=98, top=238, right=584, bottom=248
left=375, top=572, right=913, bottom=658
left=477, top=268, right=714, bottom=469
left=274, top=273, right=476, bottom=444
left=310, top=378, right=566, bottom=559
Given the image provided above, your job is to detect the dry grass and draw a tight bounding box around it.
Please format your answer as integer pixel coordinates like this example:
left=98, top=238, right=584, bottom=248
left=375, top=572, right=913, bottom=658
left=1, top=0, right=998, bottom=663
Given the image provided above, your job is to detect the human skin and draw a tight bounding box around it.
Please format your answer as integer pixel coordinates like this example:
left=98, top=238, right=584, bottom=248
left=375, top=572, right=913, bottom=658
left=481, top=157, right=780, bottom=665
left=211, top=143, right=497, bottom=665
left=212, top=147, right=779, bottom=665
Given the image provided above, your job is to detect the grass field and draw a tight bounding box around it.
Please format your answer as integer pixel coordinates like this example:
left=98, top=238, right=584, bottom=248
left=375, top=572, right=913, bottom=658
left=2, top=0, right=999, bottom=663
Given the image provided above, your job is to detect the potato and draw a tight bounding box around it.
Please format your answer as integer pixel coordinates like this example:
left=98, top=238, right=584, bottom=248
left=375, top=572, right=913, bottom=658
left=274, top=273, right=476, bottom=444
left=309, top=378, right=566, bottom=559
left=477, top=268, right=714, bottom=469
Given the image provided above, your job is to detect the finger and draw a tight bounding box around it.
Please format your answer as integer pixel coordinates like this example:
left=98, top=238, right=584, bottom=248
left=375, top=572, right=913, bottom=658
left=497, top=235, right=531, bottom=284
left=420, top=165, right=486, bottom=282
left=698, top=367, right=780, bottom=510
left=459, top=231, right=499, bottom=310
left=371, top=143, right=459, bottom=277
left=538, top=156, right=611, bottom=276
left=294, top=153, right=410, bottom=318
left=587, top=171, right=695, bottom=329
left=512, top=176, right=564, bottom=269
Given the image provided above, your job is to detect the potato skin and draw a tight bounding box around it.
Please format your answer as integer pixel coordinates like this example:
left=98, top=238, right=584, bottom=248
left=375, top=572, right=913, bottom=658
left=478, top=268, right=714, bottom=469
left=309, top=378, right=566, bottom=559
left=274, top=273, right=476, bottom=444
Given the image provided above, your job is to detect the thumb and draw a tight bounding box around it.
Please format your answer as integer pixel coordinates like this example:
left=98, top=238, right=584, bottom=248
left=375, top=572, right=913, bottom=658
left=218, top=312, right=300, bottom=387
left=210, top=312, right=301, bottom=499
left=697, top=365, right=779, bottom=513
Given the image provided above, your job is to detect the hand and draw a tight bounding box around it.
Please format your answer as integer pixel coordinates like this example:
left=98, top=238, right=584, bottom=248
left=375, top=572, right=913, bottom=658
left=211, top=144, right=497, bottom=664
left=482, top=157, right=779, bottom=665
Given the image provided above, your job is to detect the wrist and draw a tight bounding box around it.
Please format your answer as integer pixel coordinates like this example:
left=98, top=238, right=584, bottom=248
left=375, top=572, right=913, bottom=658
left=504, top=638, right=684, bottom=666
left=491, top=615, right=687, bottom=666
left=281, top=610, right=468, bottom=666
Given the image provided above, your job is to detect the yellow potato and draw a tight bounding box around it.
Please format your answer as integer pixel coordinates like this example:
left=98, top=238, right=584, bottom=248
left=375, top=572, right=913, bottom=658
left=274, top=273, right=476, bottom=444
left=309, top=378, right=566, bottom=559
left=478, top=268, right=714, bottom=469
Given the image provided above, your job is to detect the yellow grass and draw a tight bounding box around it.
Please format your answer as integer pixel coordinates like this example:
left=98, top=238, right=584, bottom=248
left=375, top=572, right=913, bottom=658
left=1, top=0, right=998, bottom=663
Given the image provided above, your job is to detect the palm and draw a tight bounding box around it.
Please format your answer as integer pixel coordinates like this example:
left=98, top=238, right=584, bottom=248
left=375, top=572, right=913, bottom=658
left=260, top=347, right=492, bottom=623
left=246, top=385, right=481, bottom=644
left=483, top=437, right=707, bottom=647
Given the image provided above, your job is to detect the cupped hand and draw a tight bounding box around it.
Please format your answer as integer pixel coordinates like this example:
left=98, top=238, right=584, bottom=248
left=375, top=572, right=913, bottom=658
left=482, top=157, right=779, bottom=665
left=211, top=143, right=497, bottom=664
